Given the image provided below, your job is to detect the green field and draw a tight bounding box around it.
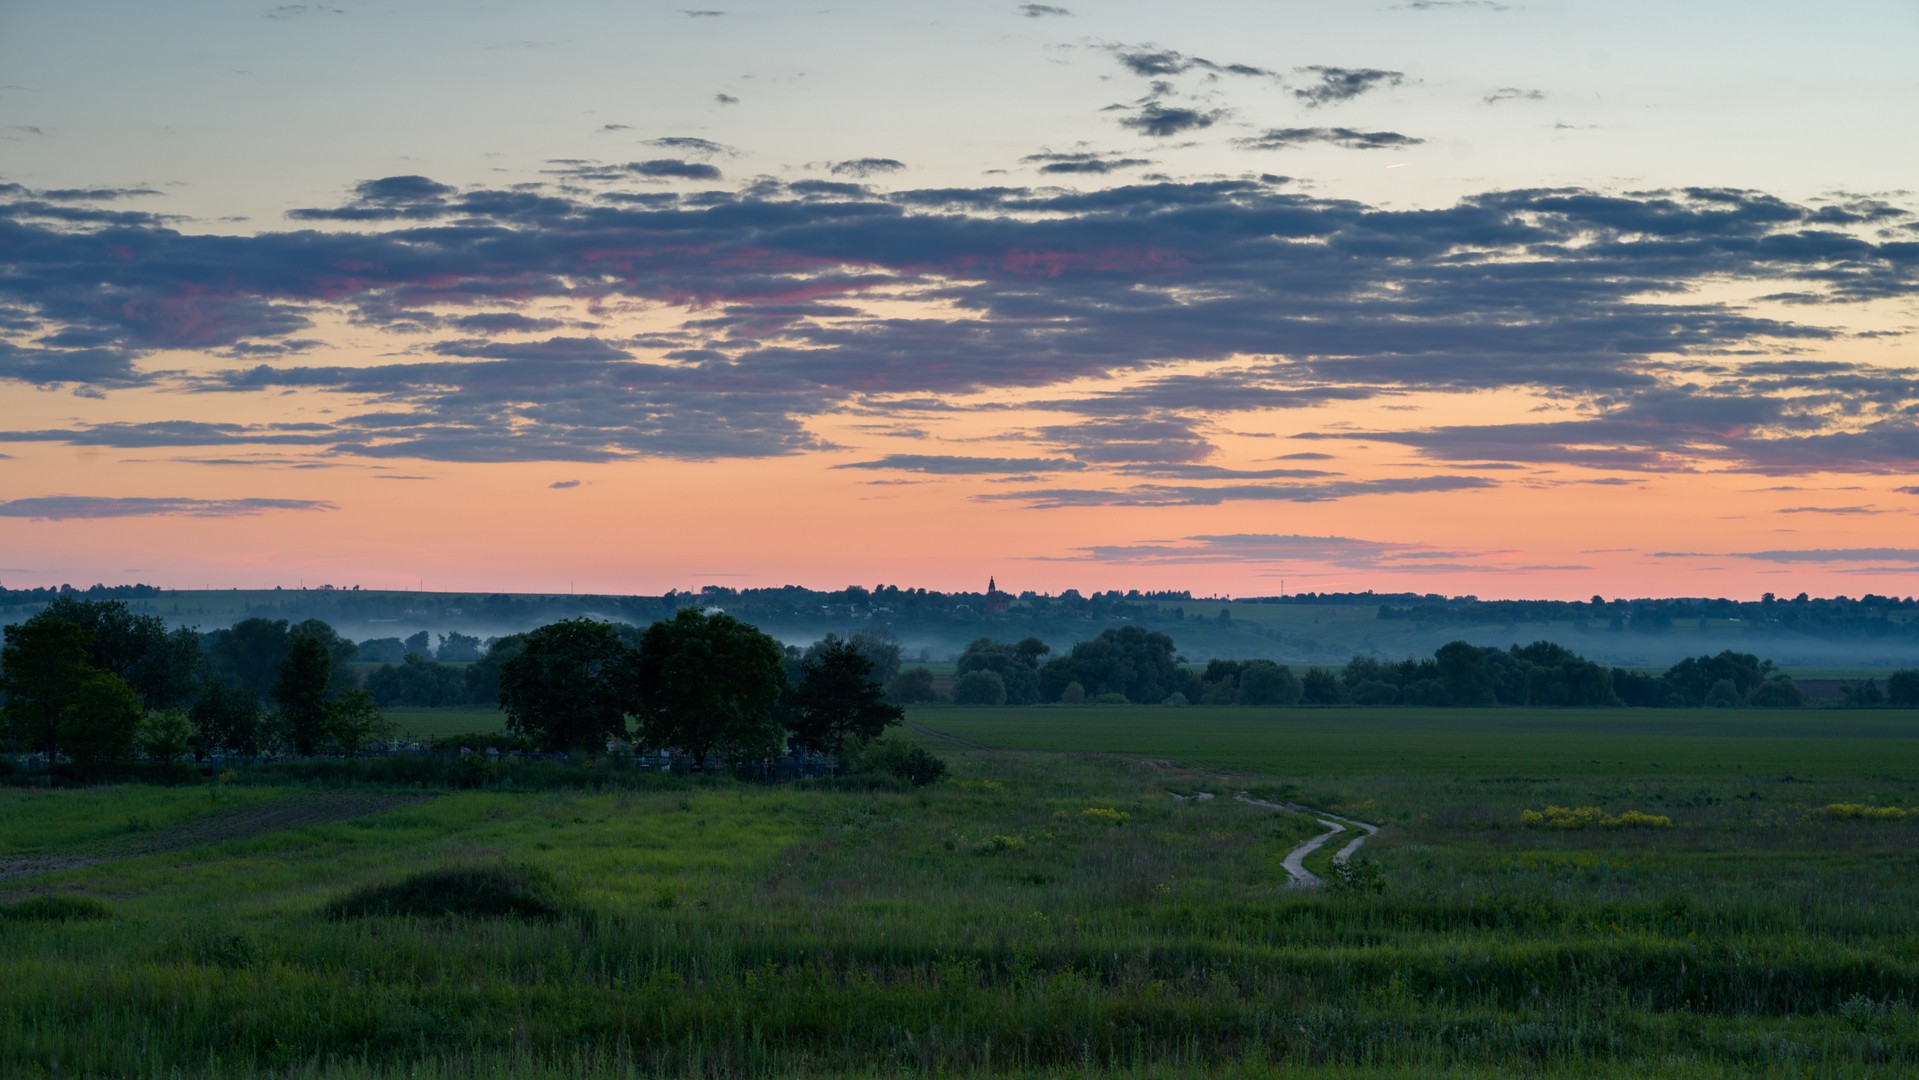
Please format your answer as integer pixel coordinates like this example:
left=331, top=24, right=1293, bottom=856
left=3, top=706, right=1916, bottom=1077
left=910, top=705, right=1919, bottom=782
left=380, top=706, right=508, bottom=741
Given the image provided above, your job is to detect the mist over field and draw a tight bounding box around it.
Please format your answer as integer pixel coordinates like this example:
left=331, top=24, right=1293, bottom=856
left=7, top=585, right=1913, bottom=676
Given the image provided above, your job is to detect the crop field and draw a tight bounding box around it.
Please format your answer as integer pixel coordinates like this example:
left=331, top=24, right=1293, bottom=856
left=2, top=706, right=1916, bottom=1077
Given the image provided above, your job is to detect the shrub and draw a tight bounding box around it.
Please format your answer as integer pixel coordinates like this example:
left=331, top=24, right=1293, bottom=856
left=850, top=736, right=948, bottom=786
left=325, top=861, right=576, bottom=920
left=1082, top=807, right=1128, bottom=825
left=1327, top=856, right=1387, bottom=895
left=1058, top=681, right=1085, bottom=705
left=953, top=669, right=1007, bottom=706
left=1824, top=803, right=1912, bottom=820
left=1093, top=692, right=1130, bottom=706
left=1520, top=805, right=1672, bottom=829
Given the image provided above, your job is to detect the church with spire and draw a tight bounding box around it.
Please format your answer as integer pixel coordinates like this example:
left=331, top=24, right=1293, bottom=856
left=984, top=575, right=1011, bottom=615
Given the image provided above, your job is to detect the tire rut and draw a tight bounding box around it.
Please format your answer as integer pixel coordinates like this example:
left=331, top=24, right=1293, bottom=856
left=0, top=790, right=430, bottom=884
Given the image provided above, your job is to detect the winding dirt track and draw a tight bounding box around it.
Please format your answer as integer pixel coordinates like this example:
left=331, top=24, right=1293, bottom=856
left=1232, top=793, right=1380, bottom=888
left=905, top=718, right=1382, bottom=890
left=0, top=791, right=429, bottom=885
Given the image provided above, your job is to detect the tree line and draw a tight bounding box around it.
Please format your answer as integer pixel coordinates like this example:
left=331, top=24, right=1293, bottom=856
left=923, top=628, right=1917, bottom=710
left=0, top=599, right=397, bottom=772
left=0, top=600, right=916, bottom=774
left=8, top=600, right=1915, bottom=776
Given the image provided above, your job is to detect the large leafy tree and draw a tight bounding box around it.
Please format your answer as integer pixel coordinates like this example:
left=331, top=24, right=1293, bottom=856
left=955, top=637, right=1045, bottom=705
left=326, top=688, right=392, bottom=757
left=787, top=634, right=904, bottom=756
left=190, top=680, right=263, bottom=757
left=40, top=597, right=202, bottom=709
left=1058, top=626, right=1183, bottom=704
left=204, top=617, right=292, bottom=700
left=498, top=619, right=636, bottom=752
left=464, top=633, right=527, bottom=705
left=633, top=609, right=785, bottom=765
left=274, top=633, right=333, bottom=755
left=61, top=670, right=144, bottom=774
left=1, top=614, right=95, bottom=757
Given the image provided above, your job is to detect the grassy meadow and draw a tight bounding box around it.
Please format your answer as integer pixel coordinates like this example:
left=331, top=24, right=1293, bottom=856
left=2, top=705, right=1916, bottom=1077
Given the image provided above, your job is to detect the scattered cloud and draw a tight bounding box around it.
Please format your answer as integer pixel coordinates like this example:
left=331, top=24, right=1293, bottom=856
left=1021, top=150, right=1152, bottom=174
left=645, top=136, right=735, bottom=157
left=1037, top=417, right=1216, bottom=465
left=1235, top=127, right=1424, bottom=151
left=550, top=479, right=581, bottom=489
left=1019, top=3, right=1071, bottom=14
left=1293, top=66, right=1406, bottom=107
left=714, top=93, right=739, bottom=105
left=1777, top=505, right=1882, bottom=515
left=981, top=476, right=1497, bottom=509
left=1652, top=548, right=1919, bottom=565
left=835, top=455, right=1088, bottom=475
left=830, top=158, right=906, bottom=178
left=1115, top=102, right=1221, bottom=137
left=39, top=187, right=163, bottom=201
left=0, top=496, right=337, bottom=520
left=1057, top=532, right=1457, bottom=568
left=628, top=158, right=724, bottom=180
left=1105, top=46, right=1273, bottom=80
left=1484, top=87, right=1545, bottom=104
left=1398, top=0, right=1511, bottom=10
left=682, top=9, right=724, bottom=16
left=265, top=4, right=345, bottom=20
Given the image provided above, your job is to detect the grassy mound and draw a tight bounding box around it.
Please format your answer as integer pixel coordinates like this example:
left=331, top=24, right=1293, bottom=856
left=324, top=861, right=575, bottom=921
left=3, top=895, right=114, bottom=922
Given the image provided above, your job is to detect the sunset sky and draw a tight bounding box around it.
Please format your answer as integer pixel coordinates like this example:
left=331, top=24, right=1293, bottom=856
left=1, top=1, right=1915, bottom=599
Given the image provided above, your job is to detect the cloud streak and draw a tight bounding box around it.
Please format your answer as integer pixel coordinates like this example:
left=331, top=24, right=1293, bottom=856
left=0, top=496, right=338, bottom=520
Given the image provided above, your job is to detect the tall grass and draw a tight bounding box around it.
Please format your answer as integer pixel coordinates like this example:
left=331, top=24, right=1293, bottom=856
left=2, top=711, right=1915, bottom=1076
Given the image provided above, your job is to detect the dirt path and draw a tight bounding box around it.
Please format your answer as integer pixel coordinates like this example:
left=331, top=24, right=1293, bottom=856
left=906, top=720, right=1383, bottom=888
left=1232, top=793, right=1380, bottom=888
left=0, top=790, right=429, bottom=885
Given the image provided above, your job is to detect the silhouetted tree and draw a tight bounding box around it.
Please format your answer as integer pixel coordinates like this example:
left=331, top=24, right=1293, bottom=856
left=786, top=634, right=903, bottom=756
left=1, top=614, right=95, bottom=758
left=953, top=669, right=1007, bottom=706
left=190, top=680, right=263, bottom=757
left=61, top=670, right=144, bottom=774
left=40, top=597, right=200, bottom=709
left=274, top=633, right=333, bottom=755
left=1237, top=660, right=1302, bottom=706
left=632, top=609, right=785, bottom=764
left=1063, top=626, right=1182, bottom=704
left=499, top=619, right=637, bottom=753
left=887, top=666, right=940, bottom=704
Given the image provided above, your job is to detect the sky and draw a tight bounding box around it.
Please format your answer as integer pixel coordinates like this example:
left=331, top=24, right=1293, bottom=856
left=1, top=0, right=1916, bottom=600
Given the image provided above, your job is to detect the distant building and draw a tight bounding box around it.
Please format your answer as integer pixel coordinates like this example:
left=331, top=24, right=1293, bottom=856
left=985, top=576, right=1011, bottom=615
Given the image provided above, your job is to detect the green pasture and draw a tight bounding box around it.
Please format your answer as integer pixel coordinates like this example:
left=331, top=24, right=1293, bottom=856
left=380, top=706, right=508, bottom=740
left=3, top=706, right=1917, bottom=1077
left=909, top=705, right=1919, bottom=781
